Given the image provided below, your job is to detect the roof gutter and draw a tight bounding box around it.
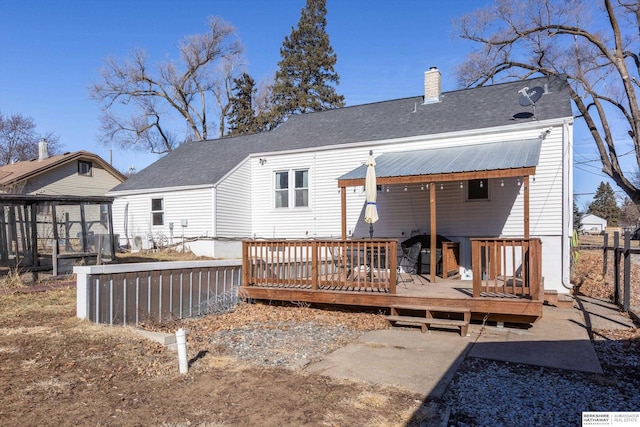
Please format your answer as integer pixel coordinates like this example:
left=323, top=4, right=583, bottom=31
left=107, top=183, right=214, bottom=197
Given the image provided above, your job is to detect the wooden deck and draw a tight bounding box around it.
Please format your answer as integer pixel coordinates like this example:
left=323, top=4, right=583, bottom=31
left=241, top=274, right=543, bottom=324
left=241, top=239, right=544, bottom=324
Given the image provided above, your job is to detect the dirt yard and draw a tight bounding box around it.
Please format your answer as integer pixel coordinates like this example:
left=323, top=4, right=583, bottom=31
left=573, top=236, right=640, bottom=309
left=0, top=288, right=433, bottom=427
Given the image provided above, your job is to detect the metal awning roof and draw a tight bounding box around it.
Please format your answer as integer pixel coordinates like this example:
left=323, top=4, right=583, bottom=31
left=338, top=138, right=542, bottom=186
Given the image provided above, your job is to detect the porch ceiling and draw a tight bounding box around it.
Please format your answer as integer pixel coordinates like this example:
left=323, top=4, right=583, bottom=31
left=338, top=138, right=541, bottom=187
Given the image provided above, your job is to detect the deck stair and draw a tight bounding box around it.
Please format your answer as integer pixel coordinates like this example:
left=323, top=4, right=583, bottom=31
left=544, top=290, right=575, bottom=309
left=386, top=305, right=471, bottom=336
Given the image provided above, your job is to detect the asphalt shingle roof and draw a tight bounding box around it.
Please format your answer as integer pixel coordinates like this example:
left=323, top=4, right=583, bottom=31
left=0, top=151, right=125, bottom=187
left=110, top=75, right=572, bottom=193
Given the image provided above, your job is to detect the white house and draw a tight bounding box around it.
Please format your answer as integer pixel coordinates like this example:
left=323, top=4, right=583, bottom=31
left=107, top=69, right=574, bottom=294
left=580, top=214, right=607, bottom=234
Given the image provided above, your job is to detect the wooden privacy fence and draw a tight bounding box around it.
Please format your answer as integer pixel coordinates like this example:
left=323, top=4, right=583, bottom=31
left=602, top=231, right=639, bottom=312
left=75, top=260, right=242, bottom=326
left=471, top=238, right=543, bottom=299
left=242, top=239, right=398, bottom=293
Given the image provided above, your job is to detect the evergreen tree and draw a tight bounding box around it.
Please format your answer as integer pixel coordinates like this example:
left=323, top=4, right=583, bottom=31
left=573, top=201, right=582, bottom=232
left=227, top=73, right=258, bottom=136
left=588, top=182, right=622, bottom=226
left=270, top=0, right=345, bottom=125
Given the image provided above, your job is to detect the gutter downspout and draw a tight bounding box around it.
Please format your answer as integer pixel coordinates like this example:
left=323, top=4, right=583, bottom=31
left=124, top=202, right=130, bottom=249
left=562, top=121, right=574, bottom=290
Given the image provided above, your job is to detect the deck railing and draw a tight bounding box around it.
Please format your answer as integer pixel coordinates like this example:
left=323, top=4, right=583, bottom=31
left=242, top=239, right=398, bottom=294
left=471, top=238, right=542, bottom=299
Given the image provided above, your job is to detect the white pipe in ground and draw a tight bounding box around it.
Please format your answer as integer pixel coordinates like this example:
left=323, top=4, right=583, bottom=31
left=176, top=328, right=188, bottom=374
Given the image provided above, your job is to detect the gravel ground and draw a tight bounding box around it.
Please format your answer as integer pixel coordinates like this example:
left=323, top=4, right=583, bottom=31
left=210, top=321, right=364, bottom=368
left=442, top=346, right=640, bottom=427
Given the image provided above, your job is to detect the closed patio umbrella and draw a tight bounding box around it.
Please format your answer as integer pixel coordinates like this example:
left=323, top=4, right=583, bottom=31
left=364, top=150, right=379, bottom=238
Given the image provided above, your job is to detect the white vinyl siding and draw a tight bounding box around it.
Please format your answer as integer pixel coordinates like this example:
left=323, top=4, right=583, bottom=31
left=216, top=160, right=251, bottom=238
left=248, top=124, right=566, bottom=240
left=250, top=151, right=376, bottom=239
left=111, top=187, right=213, bottom=246
left=528, top=130, right=565, bottom=235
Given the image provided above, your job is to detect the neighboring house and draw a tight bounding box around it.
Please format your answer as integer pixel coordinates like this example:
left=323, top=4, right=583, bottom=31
left=580, top=214, right=607, bottom=235
left=0, top=142, right=126, bottom=265
left=108, top=69, right=574, bottom=294
left=0, top=140, right=126, bottom=196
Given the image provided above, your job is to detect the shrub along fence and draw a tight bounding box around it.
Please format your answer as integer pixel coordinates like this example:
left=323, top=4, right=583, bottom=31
left=602, top=231, right=639, bottom=313
left=75, top=260, right=242, bottom=326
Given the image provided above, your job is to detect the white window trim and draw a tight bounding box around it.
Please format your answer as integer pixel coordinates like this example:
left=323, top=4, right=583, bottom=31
left=150, top=197, right=164, bottom=226
left=274, top=168, right=310, bottom=210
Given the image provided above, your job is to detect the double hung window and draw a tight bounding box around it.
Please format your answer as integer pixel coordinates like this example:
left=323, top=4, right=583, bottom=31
left=275, top=169, right=309, bottom=209
left=151, top=198, right=164, bottom=225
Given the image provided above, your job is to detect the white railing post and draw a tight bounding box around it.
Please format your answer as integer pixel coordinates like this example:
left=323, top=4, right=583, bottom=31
left=75, top=267, right=90, bottom=319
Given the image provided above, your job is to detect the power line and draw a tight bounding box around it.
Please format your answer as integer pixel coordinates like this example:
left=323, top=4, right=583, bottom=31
left=575, top=164, right=608, bottom=177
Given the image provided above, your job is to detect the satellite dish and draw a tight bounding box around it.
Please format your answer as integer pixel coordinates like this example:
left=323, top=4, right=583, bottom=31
left=517, top=86, right=544, bottom=120
left=518, top=86, right=544, bottom=106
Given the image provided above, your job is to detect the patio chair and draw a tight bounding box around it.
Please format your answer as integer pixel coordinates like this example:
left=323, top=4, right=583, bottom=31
left=397, top=242, right=421, bottom=287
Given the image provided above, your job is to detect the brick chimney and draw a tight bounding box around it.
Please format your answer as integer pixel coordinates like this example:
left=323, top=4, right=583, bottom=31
left=38, top=138, right=49, bottom=161
left=423, top=67, right=441, bottom=104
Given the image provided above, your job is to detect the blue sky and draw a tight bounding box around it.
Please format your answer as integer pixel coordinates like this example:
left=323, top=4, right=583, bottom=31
left=0, top=0, right=619, bottom=207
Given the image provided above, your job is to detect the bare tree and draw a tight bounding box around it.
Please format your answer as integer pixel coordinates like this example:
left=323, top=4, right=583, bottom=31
left=254, top=77, right=278, bottom=131
left=455, top=0, right=640, bottom=204
left=620, top=196, right=640, bottom=228
left=0, top=112, right=61, bottom=166
left=89, top=17, right=243, bottom=154
left=212, top=58, right=237, bottom=138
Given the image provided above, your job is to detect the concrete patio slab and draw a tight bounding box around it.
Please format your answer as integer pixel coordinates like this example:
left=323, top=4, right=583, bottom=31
left=574, top=295, right=636, bottom=331
left=306, top=328, right=473, bottom=399
left=468, top=305, right=603, bottom=374
left=306, top=303, right=609, bottom=398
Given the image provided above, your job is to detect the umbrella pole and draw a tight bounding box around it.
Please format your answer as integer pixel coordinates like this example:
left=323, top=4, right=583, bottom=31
left=369, top=223, right=373, bottom=239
